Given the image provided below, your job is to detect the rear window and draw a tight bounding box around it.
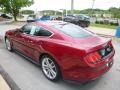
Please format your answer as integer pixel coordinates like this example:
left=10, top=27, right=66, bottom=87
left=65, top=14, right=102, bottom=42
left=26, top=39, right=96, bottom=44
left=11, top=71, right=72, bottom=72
left=53, top=23, right=92, bottom=38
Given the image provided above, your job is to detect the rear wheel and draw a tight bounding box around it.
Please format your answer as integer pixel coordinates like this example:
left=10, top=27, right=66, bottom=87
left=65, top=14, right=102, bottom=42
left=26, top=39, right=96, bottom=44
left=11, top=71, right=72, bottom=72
left=79, top=22, right=86, bottom=28
left=5, top=38, right=12, bottom=51
left=41, top=55, right=61, bottom=82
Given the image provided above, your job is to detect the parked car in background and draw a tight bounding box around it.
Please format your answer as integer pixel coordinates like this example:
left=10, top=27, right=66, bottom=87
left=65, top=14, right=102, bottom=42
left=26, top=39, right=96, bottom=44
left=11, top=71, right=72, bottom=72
left=27, top=15, right=36, bottom=23
left=64, top=14, right=90, bottom=27
left=5, top=21, right=115, bottom=83
left=0, top=13, right=12, bottom=19
left=36, top=15, right=55, bottom=21
left=56, top=16, right=62, bottom=20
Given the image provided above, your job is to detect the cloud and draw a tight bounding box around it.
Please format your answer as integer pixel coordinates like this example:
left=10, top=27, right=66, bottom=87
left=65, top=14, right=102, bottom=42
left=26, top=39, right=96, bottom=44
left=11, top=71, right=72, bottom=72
left=24, top=0, right=120, bottom=11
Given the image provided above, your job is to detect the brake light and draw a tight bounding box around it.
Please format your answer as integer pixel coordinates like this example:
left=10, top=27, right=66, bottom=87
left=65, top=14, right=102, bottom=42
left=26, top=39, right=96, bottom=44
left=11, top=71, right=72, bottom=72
left=84, top=52, right=101, bottom=64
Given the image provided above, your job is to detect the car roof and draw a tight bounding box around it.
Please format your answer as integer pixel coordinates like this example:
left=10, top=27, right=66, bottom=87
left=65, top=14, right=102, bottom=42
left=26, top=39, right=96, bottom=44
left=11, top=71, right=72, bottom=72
left=35, top=21, right=68, bottom=27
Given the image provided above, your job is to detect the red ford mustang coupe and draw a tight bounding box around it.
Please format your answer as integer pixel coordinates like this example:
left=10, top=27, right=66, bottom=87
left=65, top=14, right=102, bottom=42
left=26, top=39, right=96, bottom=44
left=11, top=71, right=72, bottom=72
left=5, top=21, right=115, bottom=83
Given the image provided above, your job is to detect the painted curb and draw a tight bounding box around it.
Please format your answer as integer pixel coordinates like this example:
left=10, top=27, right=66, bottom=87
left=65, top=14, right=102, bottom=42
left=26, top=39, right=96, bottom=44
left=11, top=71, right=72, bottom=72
left=0, top=65, right=21, bottom=90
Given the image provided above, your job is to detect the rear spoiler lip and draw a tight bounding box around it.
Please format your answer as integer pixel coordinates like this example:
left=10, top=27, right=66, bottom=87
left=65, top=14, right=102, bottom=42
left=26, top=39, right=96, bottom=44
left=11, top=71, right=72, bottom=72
left=84, top=38, right=112, bottom=54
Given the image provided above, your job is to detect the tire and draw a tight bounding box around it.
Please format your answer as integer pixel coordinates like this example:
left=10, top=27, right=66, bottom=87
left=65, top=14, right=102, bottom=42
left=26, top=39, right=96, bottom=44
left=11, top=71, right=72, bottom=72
left=86, top=22, right=90, bottom=27
left=41, top=55, right=61, bottom=82
left=5, top=38, right=13, bottom=51
left=79, top=22, right=86, bottom=28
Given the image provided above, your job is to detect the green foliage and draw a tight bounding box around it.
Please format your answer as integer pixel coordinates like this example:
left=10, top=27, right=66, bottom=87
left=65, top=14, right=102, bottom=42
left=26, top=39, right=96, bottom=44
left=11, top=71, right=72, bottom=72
left=0, top=9, right=3, bottom=12
left=91, top=23, right=117, bottom=29
left=80, top=8, right=109, bottom=16
left=21, top=10, right=34, bottom=15
left=99, top=21, right=104, bottom=24
left=95, top=21, right=99, bottom=24
left=0, top=0, right=34, bottom=21
left=109, top=7, right=120, bottom=18
left=95, top=20, right=119, bottom=26
left=110, top=22, right=119, bottom=26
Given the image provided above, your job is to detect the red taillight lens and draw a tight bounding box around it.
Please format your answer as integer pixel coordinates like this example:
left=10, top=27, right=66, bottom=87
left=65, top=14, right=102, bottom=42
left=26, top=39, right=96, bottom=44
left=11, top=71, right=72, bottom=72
left=84, top=52, right=101, bottom=64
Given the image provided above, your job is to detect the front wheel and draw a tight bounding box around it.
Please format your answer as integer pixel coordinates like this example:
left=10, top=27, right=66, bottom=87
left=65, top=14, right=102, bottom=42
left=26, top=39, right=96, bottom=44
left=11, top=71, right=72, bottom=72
left=5, top=38, right=12, bottom=51
left=41, top=55, right=61, bottom=82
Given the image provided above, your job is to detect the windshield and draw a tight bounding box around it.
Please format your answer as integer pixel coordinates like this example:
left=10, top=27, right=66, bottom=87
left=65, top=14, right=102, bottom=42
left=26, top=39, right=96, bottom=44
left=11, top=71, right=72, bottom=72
left=53, top=23, right=93, bottom=38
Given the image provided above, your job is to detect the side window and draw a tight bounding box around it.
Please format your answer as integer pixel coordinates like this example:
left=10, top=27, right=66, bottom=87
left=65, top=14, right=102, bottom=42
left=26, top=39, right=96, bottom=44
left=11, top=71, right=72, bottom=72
left=20, top=25, right=52, bottom=37
left=34, top=26, right=52, bottom=37
left=30, top=26, right=39, bottom=35
left=21, top=25, right=32, bottom=34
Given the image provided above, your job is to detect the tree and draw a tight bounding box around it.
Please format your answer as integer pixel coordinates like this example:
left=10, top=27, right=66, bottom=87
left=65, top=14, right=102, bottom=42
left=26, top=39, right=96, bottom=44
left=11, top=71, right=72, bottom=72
left=109, top=7, right=120, bottom=18
left=0, top=0, right=34, bottom=21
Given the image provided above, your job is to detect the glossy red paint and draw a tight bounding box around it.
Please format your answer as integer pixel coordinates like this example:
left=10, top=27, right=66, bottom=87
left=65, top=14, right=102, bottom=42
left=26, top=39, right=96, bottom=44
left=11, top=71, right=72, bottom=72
left=5, top=21, right=115, bottom=83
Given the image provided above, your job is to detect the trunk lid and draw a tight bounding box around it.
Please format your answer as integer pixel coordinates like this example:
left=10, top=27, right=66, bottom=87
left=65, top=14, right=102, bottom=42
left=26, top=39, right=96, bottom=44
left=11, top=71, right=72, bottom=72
left=73, top=35, right=112, bottom=53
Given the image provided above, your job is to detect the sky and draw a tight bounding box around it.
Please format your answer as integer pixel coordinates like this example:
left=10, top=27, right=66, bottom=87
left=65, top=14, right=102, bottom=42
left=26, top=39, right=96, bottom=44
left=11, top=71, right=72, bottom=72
left=24, top=0, right=120, bottom=11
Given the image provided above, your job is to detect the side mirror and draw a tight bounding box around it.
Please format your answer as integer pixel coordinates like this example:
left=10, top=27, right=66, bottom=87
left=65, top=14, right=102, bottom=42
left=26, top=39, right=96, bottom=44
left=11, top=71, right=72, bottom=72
left=16, top=28, right=20, bottom=31
left=14, top=28, right=21, bottom=33
left=17, top=28, right=23, bottom=32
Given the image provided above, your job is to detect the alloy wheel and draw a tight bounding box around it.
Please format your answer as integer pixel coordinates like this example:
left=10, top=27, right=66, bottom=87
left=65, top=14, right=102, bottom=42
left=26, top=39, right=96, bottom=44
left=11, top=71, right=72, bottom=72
left=5, top=38, right=12, bottom=51
left=42, top=57, right=57, bottom=80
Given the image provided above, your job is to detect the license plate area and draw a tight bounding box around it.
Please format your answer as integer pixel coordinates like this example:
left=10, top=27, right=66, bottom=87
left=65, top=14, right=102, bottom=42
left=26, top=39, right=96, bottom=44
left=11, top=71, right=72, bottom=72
left=99, top=45, right=113, bottom=59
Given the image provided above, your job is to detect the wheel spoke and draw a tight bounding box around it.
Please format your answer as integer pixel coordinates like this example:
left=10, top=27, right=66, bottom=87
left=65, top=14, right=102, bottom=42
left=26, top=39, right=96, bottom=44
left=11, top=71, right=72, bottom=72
left=51, top=65, right=55, bottom=69
left=43, top=65, right=49, bottom=70
left=45, top=58, right=50, bottom=66
left=49, top=61, right=55, bottom=68
left=47, top=69, right=52, bottom=78
left=49, top=69, right=56, bottom=77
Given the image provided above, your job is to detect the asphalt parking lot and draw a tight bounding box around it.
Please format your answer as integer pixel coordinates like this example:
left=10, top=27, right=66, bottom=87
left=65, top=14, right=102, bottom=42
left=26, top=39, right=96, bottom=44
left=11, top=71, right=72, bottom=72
left=0, top=24, right=120, bottom=90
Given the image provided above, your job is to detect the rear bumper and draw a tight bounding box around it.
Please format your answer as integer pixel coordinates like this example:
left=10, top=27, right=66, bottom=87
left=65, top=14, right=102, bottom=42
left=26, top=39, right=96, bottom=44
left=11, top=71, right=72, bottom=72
left=63, top=58, right=114, bottom=83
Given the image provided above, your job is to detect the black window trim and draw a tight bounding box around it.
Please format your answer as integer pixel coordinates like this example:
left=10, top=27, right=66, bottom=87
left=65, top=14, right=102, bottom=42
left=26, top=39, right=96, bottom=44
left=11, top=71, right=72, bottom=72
left=20, top=24, right=32, bottom=34
left=20, top=24, right=54, bottom=38
left=33, top=25, right=54, bottom=38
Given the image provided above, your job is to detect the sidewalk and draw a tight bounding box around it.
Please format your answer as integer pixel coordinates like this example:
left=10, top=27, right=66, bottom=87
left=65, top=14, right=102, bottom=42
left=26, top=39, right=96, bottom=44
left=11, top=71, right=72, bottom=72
left=0, top=75, right=11, bottom=90
left=0, top=65, right=20, bottom=90
left=87, top=26, right=116, bottom=37
left=0, top=20, right=14, bottom=24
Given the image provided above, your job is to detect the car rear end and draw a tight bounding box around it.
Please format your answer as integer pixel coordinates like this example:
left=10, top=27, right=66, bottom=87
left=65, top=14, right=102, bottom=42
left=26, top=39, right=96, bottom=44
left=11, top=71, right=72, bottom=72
left=82, top=40, right=114, bottom=81
left=52, top=22, right=115, bottom=83
left=64, top=38, right=115, bottom=83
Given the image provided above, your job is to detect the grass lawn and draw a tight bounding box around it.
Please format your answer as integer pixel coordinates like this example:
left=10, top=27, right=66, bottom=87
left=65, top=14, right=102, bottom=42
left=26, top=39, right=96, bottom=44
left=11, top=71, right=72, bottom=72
left=90, top=23, right=118, bottom=29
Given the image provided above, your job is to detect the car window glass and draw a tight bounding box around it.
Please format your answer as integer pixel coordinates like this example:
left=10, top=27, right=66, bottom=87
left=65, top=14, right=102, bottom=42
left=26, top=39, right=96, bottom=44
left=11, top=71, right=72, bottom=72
left=21, top=25, right=32, bottom=34
left=30, top=26, right=37, bottom=35
left=54, top=23, right=92, bottom=38
left=33, top=26, right=52, bottom=37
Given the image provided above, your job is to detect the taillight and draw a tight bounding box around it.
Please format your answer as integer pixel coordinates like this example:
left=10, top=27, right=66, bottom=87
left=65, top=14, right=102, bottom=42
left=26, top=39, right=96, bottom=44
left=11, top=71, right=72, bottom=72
left=84, top=42, right=113, bottom=65
left=84, top=52, right=102, bottom=64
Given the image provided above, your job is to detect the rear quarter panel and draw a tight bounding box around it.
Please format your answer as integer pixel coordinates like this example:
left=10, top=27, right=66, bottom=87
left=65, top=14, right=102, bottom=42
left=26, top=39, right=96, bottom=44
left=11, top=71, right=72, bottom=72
left=40, top=39, right=88, bottom=71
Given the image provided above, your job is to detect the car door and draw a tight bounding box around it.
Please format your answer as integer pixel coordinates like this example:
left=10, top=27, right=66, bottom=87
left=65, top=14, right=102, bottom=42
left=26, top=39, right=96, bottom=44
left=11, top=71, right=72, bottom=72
left=13, top=25, right=31, bottom=53
left=13, top=24, right=34, bottom=58
left=21, top=25, right=41, bottom=61
left=26, top=25, right=53, bottom=62
left=13, top=24, right=53, bottom=62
